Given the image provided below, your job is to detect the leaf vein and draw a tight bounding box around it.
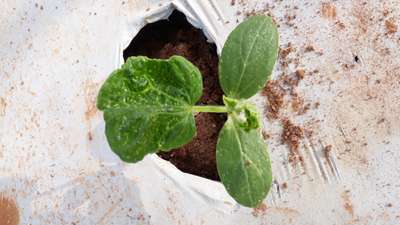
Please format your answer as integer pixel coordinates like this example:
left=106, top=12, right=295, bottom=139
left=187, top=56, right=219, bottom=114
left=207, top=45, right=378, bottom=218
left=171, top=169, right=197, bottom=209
left=231, top=123, right=255, bottom=204
left=233, top=20, right=267, bottom=97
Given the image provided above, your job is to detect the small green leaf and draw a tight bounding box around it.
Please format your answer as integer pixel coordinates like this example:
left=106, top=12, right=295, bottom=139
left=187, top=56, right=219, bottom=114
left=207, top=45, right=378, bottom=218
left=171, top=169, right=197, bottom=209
left=240, top=105, right=260, bottom=131
left=222, top=96, right=260, bottom=131
left=216, top=116, right=272, bottom=207
left=97, top=56, right=203, bottom=162
left=219, top=15, right=279, bottom=99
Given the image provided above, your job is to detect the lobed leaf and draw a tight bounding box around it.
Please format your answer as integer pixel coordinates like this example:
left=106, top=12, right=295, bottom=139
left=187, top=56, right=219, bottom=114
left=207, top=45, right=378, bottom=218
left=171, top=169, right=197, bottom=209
left=216, top=116, right=272, bottom=207
left=219, top=15, right=279, bottom=99
left=97, top=56, right=203, bottom=162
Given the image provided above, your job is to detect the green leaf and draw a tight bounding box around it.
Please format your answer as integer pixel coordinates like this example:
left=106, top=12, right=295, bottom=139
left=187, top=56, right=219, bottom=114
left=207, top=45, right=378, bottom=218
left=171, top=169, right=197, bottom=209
left=219, top=15, right=279, bottom=99
left=97, top=56, right=203, bottom=162
left=240, top=104, right=260, bottom=131
left=222, top=96, right=260, bottom=131
left=216, top=116, right=272, bottom=207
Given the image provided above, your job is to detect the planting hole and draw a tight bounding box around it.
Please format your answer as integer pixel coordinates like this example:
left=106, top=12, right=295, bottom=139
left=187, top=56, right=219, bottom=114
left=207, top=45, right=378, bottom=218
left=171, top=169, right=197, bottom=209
left=123, top=10, right=225, bottom=181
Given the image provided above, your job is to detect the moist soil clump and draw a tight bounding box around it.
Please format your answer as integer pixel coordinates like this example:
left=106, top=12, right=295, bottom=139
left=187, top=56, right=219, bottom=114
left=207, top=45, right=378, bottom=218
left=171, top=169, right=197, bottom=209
left=123, top=10, right=225, bottom=181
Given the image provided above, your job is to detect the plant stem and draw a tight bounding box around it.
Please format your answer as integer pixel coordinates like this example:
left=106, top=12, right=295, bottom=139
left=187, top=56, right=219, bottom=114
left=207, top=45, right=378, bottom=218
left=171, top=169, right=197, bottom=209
left=192, top=105, right=228, bottom=113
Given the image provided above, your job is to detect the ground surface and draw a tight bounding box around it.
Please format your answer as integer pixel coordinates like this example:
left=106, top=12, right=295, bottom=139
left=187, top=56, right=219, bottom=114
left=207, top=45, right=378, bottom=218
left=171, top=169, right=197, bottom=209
left=0, top=0, right=399, bottom=224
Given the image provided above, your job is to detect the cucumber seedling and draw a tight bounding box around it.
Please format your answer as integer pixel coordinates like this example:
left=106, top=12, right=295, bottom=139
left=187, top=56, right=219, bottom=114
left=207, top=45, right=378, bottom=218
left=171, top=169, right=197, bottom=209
left=97, top=15, right=279, bottom=207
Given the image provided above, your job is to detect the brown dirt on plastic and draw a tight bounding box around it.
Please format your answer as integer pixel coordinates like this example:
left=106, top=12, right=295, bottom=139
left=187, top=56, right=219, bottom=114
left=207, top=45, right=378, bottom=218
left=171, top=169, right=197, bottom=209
left=281, top=118, right=304, bottom=164
left=0, top=195, right=19, bottom=225
left=123, top=10, right=224, bottom=181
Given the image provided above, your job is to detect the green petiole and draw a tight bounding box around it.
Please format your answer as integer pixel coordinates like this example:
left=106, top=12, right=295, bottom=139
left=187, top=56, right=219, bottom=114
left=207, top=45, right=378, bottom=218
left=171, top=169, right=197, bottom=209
left=191, top=105, right=228, bottom=113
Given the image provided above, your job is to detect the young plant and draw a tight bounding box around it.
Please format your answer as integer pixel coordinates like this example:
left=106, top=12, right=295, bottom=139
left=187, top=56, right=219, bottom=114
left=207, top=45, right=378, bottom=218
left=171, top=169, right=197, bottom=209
left=97, top=15, right=279, bottom=207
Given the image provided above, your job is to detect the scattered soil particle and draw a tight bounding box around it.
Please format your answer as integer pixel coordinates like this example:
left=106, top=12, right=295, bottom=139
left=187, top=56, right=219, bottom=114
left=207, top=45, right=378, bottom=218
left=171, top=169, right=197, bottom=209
left=0, top=195, right=19, bottom=225
left=252, top=203, right=268, bottom=217
left=385, top=19, right=397, bottom=34
left=291, top=93, right=304, bottom=112
left=123, top=10, right=224, bottom=181
left=284, top=13, right=296, bottom=27
left=88, top=132, right=93, bottom=141
left=282, top=75, right=300, bottom=93
left=335, top=21, right=346, bottom=30
left=261, top=41, right=313, bottom=159
left=383, top=9, right=390, bottom=17
left=321, top=2, right=337, bottom=19
left=304, top=45, right=315, bottom=52
left=280, top=44, right=294, bottom=59
left=377, top=118, right=385, bottom=124
left=281, top=182, right=288, bottom=189
left=324, top=145, right=333, bottom=159
left=262, top=131, right=271, bottom=140
left=230, top=0, right=236, bottom=6
left=298, top=103, right=311, bottom=115
left=84, top=80, right=98, bottom=121
left=295, top=69, right=305, bottom=80
left=0, top=98, right=6, bottom=116
left=291, top=93, right=311, bottom=115
left=281, top=119, right=304, bottom=163
left=262, top=80, right=285, bottom=119
left=341, top=190, right=354, bottom=217
left=245, top=9, right=258, bottom=18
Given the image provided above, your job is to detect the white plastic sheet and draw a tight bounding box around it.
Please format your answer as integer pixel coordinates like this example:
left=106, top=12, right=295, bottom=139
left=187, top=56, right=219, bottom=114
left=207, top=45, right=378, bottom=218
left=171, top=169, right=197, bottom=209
left=1, top=0, right=399, bottom=224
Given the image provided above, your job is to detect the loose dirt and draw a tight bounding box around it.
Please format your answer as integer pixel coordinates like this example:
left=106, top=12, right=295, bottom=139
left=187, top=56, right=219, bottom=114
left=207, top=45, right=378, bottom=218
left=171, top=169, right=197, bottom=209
left=0, top=195, right=19, bottom=225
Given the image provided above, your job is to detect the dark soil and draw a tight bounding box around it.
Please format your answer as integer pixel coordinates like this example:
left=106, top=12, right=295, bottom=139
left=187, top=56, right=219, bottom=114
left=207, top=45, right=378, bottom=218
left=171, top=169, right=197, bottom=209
left=123, top=10, right=225, bottom=181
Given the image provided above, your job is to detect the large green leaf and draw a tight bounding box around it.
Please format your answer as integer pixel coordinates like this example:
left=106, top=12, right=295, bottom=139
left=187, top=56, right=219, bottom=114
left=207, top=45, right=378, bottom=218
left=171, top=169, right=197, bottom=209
left=219, top=15, right=279, bottom=99
left=97, top=56, right=203, bottom=162
left=216, top=116, right=272, bottom=207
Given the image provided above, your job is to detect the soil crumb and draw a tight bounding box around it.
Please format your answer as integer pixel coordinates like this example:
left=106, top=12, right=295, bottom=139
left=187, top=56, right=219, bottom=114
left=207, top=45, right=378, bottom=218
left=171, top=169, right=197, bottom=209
left=295, top=69, right=305, bottom=80
left=304, top=45, right=315, bottom=52
left=385, top=19, right=398, bottom=34
left=0, top=195, right=19, bottom=225
left=123, top=10, right=224, bottom=181
left=321, top=2, right=337, bottom=19
left=341, top=190, right=354, bottom=217
left=324, top=145, right=333, bottom=159
left=262, top=80, right=285, bottom=119
left=252, top=203, right=268, bottom=217
left=262, top=42, right=310, bottom=120
left=281, top=118, right=304, bottom=163
left=0, top=98, right=6, bottom=116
